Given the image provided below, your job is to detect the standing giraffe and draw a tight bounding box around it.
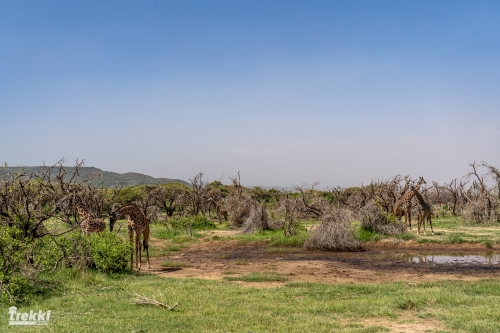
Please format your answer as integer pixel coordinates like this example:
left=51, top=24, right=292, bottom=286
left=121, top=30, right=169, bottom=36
left=413, top=188, right=434, bottom=235
left=393, top=177, right=426, bottom=230
left=70, top=190, right=105, bottom=235
left=109, top=203, right=150, bottom=271
left=391, top=177, right=413, bottom=224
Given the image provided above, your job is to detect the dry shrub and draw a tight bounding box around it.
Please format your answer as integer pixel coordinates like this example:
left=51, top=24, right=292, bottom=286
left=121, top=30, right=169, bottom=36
left=226, top=191, right=253, bottom=229
left=271, top=194, right=302, bottom=236
left=359, top=202, right=407, bottom=235
left=240, top=204, right=274, bottom=234
left=226, top=184, right=277, bottom=234
left=304, top=208, right=362, bottom=252
left=461, top=198, right=500, bottom=224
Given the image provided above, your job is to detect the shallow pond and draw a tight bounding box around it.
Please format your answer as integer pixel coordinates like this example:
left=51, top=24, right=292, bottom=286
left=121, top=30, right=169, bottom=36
left=408, top=253, right=500, bottom=265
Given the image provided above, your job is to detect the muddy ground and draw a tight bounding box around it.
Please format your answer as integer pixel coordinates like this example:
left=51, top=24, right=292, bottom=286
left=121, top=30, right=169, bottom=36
left=148, top=235, right=500, bottom=285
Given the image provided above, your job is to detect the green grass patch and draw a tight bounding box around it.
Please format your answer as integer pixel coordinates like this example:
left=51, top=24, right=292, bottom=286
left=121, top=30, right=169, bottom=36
left=399, top=232, right=416, bottom=240
left=358, top=228, right=384, bottom=242
left=269, top=233, right=307, bottom=247
left=166, top=245, right=182, bottom=251
left=223, top=272, right=287, bottom=282
left=234, top=260, right=248, bottom=265
left=4, top=270, right=500, bottom=332
left=447, top=233, right=466, bottom=244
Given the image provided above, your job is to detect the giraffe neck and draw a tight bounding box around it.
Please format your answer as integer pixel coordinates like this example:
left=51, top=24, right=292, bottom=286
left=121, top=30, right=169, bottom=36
left=115, top=203, right=140, bottom=216
left=413, top=189, right=428, bottom=206
left=74, top=196, right=93, bottom=219
left=115, top=204, right=146, bottom=224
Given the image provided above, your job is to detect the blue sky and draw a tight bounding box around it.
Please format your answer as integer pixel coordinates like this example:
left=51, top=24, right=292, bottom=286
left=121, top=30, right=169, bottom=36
left=1, top=1, right=499, bottom=187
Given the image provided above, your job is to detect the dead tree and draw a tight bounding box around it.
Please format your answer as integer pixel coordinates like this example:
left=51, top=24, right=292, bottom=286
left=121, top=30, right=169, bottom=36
left=481, top=161, right=500, bottom=199
left=184, top=173, right=212, bottom=216
left=444, top=179, right=460, bottom=216
left=459, top=162, right=500, bottom=223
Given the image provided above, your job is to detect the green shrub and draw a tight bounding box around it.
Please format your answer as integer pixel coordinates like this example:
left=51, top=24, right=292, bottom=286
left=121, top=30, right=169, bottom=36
left=169, top=215, right=216, bottom=230
left=90, top=232, right=131, bottom=273
left=358, top=228, right=383, bottom=242
left=0, top=227, right=53, bottom=304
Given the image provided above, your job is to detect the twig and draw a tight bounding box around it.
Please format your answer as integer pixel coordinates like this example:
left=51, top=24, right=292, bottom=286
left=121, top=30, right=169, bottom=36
left=132, top=292, right=178, bottom=310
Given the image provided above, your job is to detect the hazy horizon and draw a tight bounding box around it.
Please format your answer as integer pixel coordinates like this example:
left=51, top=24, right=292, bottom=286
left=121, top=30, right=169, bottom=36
left=2, top=1, right=499, bottom=188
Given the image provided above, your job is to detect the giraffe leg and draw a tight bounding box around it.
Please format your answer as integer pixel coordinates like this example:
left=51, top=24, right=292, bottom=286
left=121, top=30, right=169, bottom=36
left=428, top=213, right=434, bottom=234
left=128, top=226, right=134, bottom=271
left=405, top=209, right=411, bottom=231
left=408, top=210, right=412, bottom=231
left=143, top=225, right=150, bottom=270
left=136, top=233, right=141, bottom=271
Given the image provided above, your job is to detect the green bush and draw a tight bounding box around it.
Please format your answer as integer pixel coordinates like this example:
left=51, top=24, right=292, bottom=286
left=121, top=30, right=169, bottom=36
left=0, top=227, right=52, bottom=304
left=90, top=232, right=131, bottom=273
left=169, top=215, right=216, bottom=230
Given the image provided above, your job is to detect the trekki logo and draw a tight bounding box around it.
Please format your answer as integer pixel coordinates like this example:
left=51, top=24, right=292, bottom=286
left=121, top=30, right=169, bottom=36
left=8, top=306, right=51, bottom=325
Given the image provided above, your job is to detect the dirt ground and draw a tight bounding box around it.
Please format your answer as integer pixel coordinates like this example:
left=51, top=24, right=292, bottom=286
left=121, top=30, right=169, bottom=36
left=149, top=234, right=500, bottom=286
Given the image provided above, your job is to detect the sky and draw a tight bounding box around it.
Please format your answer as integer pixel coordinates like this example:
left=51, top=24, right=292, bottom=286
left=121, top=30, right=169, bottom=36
left=1, top=0, right=499, bottom=188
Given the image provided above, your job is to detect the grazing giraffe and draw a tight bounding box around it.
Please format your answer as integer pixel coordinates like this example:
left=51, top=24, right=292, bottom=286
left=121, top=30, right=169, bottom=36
left=70, top=190, right=105, bottom=235
left=413, top=187, right=434, bottom=235
left=109, top=203, right=150, bottom=271
left=393, top=177, right=426, bottom=230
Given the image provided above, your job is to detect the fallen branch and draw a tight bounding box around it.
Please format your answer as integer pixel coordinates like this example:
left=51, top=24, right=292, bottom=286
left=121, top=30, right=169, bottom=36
left=132, top=292, right=178, bottom=310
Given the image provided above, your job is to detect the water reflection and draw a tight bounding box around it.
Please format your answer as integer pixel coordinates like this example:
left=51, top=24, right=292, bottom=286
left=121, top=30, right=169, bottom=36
left=408, top=253, right=500, bottom=265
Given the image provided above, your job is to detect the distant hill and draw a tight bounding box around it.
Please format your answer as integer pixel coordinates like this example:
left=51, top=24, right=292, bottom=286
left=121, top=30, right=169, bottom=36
left=0, top=166, right=189, bottom=188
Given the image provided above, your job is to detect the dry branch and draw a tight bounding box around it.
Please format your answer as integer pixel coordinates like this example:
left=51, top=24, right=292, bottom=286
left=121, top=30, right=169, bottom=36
left=132, top=292, right=178, bottom=310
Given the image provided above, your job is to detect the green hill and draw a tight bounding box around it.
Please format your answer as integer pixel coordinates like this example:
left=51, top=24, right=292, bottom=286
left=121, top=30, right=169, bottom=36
left=0, top=166, right=189, bottom=188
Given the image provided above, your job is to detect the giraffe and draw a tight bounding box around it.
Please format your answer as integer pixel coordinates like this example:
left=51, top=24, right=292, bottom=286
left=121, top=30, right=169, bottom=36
left=208, top=198, right=228, bottom=223
left=391, top=177, right=413, bottom=223
left=393, top=177, right=426, bottom=230
left=70, top=190, right=105, bottom=235
left=109, top=203, right=150, bottom=271
left=413, top=187, right=434, bottom=235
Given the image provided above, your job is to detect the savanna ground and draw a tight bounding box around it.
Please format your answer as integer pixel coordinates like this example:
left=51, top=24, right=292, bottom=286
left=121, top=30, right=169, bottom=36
left=3, top=216, right=500, bottom=333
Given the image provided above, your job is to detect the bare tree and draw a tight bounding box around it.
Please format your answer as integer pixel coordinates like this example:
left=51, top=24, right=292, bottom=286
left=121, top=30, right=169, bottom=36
left=184, top=173, right=213, bottom=216
left=443, top=179, right=461, bottom=216
left=459, top=162, right=500, bottom=223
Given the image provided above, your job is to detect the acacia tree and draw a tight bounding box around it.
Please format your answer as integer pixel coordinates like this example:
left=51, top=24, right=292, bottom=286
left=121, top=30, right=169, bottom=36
left=156, top=183, right=187, bottom=217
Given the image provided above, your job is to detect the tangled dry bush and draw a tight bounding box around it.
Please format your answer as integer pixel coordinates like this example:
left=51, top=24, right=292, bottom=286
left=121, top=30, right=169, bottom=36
left=461, top=198, right=500, bottom=224
left=225, top=173, right=277, bottom=233
left=359, top=202, right=407, bottom=235
left=459, top=162, right=500, bottom=224
left=240, top=203, right=275, bottom=234
left=304, top=208, right=362, bottom=252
